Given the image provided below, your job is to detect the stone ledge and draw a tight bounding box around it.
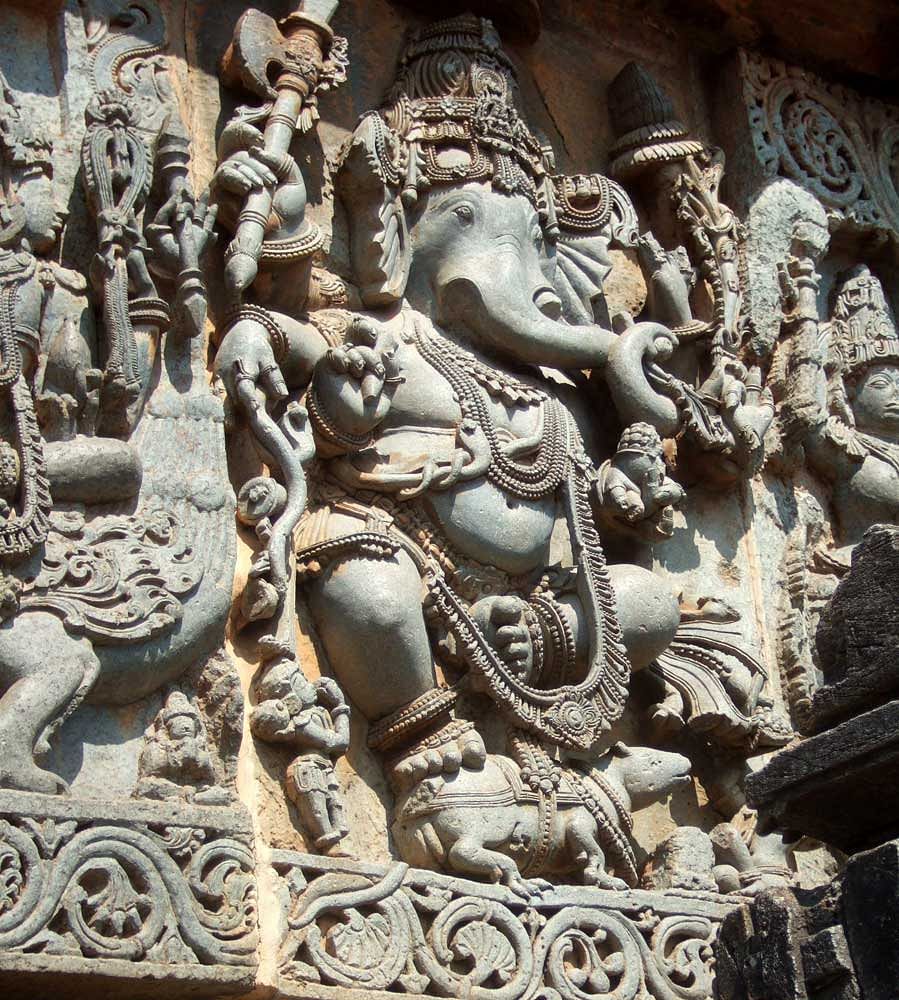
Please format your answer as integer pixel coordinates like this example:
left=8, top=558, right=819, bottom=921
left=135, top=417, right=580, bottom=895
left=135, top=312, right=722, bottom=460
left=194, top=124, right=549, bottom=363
left=270, top=850, right=746, bottom=998
left=0, top=952, right=256, bottom=1000
left=0, top=791, right=258, bottom=998
left=746, top=699, right=899, bottom=851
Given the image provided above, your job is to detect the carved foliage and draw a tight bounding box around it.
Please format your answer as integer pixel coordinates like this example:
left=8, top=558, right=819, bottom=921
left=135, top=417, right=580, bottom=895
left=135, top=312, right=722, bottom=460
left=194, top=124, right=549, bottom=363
left=741, top=49, right=899, bottom=232
left=274, top=852, right=727, bottom=999
left=0, top=795, right=256, bottom=966
left=19, top=509, right=200, bottom=645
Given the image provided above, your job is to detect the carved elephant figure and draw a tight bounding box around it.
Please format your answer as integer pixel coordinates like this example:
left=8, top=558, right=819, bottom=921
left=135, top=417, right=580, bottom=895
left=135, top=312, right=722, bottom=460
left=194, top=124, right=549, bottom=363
left=391, top=743, right=692, bottom=897
left=212, top=26, right=689, bottom=740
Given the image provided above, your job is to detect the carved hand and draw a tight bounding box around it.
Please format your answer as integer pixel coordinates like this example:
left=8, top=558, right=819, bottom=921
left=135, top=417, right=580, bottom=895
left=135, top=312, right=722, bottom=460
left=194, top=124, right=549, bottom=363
left=214, top=319, right=288, bottom=415
left=146, top=186, right=218, bottom=279
left=311, top=316, right=402, bottom=440
left=314, top=676, right=346, bottom=711
left=471, top=595, right=535, bottom=683
left=637, top=232, right=694, bottom=328
left=211, top=138, right=307, bottom=241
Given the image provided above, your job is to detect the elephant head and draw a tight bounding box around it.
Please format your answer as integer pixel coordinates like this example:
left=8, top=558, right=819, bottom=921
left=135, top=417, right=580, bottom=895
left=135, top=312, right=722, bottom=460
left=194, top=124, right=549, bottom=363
left=338, top=114, right=674, bottom=378
left=336, top=11, right=680, bottom=421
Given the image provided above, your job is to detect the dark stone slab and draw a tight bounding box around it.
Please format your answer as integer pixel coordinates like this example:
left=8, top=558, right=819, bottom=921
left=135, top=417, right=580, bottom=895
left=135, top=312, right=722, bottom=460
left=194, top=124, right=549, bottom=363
left=808, top=524, right=899, bottom=734
left=841, top=840, right=899, bottom=1000
left=715, top=883, right=858, bottom=1000
left=746, top=700, right=899, bottom=852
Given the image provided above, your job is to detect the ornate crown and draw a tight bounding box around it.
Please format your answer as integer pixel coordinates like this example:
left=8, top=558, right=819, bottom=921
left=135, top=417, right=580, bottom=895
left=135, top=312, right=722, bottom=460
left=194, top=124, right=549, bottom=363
left=378, top=15, right=550, bottom=210
left=343, top=14, right=634, bottom=246
left=828, top=265, right=899, bottom=374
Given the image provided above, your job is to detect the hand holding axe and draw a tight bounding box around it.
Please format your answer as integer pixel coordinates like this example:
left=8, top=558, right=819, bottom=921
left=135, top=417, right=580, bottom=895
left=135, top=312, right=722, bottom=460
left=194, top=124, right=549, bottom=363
left=220, top=0, right=341, bottom=297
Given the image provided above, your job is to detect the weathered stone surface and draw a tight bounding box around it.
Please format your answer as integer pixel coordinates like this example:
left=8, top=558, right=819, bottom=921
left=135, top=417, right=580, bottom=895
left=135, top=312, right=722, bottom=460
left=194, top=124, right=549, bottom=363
left=272, top=849, right=740, bottom=997
left=810, top=524, right=899, bottom=731
left=840, top=840, right=899, bottom=1000
left=0, top=1, right=895, bottom=997
left=0, top=791, right=257, bottom=998
left=746, top=700, right=899, bottom=852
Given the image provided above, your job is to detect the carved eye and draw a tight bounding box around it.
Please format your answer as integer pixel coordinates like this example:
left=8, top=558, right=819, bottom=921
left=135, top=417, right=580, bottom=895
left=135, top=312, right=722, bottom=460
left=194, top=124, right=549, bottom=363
left=453, top=204, right=474, bottom=225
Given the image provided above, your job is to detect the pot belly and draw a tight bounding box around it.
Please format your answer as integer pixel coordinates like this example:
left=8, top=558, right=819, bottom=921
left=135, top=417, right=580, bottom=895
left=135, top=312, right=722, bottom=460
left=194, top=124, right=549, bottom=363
left=426, top=479, right=556, bottom=575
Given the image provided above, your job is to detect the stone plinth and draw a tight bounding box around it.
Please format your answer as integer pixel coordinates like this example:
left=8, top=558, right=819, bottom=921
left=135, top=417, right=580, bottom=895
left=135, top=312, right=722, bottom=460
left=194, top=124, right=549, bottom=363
left=269, top=850, right=745, bottom=999
left=0, top=792, right=257, bottom=1000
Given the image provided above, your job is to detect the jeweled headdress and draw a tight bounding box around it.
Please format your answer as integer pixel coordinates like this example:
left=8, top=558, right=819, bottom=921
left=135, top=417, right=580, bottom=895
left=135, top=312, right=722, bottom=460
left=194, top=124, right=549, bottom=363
left=372, top=15, right=553, bottom=215
left=338, top=15, right=637, bottom=311
left=828, top=265, right=899, bottom=375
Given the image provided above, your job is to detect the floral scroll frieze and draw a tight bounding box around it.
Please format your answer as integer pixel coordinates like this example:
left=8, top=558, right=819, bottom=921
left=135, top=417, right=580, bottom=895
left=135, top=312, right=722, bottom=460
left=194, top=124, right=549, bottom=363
left=274, top=850, right=740, bottom=1000
left=0, top=791, right=257, bottom=970
left=739, top=49, right=899, bottom=234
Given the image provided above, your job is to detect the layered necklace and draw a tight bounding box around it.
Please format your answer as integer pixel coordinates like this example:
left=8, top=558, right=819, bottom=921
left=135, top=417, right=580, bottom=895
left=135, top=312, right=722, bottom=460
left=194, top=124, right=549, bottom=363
left=413, top=323, right=570, bottom=499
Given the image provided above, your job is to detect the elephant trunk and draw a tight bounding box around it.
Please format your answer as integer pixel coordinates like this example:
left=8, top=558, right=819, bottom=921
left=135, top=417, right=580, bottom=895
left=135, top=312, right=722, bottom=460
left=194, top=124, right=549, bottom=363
left=605, top=327, right=681, bottom=435
left=436, top=268, right=614, bottom=370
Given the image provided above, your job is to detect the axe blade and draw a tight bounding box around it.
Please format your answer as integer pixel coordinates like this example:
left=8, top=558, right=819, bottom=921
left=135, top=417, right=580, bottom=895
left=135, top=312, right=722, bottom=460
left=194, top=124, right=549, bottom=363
left=296, top=0, right=339, bottom=23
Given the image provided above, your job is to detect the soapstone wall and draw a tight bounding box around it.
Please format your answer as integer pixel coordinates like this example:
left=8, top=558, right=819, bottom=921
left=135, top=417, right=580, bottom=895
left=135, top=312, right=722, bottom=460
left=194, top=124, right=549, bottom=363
left=0, top=1, right=896, bottom=998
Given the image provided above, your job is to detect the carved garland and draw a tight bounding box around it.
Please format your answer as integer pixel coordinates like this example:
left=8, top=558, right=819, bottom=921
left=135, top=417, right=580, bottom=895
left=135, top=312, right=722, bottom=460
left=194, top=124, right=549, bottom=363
left=0, top=260, right=51, bottom=559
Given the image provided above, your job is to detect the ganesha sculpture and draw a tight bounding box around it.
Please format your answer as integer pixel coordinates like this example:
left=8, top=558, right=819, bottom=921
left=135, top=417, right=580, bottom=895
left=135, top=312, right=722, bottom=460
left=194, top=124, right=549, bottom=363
left=208, top=12, right=791, bottom=895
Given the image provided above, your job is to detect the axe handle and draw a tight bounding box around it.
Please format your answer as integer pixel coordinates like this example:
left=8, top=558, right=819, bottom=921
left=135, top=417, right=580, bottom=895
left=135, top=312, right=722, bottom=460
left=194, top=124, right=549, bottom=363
left=224, top=25, right=326, bottom=296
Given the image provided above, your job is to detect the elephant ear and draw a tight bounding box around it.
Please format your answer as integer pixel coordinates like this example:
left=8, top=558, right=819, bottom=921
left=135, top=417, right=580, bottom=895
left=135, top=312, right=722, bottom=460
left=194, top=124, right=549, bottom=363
left=551, top=175, right=639, bottom=327
left=337, top=113, right=410, bottom=308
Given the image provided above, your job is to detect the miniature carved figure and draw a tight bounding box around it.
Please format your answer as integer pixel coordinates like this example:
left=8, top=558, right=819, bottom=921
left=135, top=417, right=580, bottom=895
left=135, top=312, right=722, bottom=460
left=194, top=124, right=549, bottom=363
left=596, top=421, right=684, bottom=538
left=251, top=653, right=350, bottom=853
left=782, top=262, right=899, bottom=552
left=608, top=62, right=775, bottom=486
left=136, top=691, right=229, bottom=804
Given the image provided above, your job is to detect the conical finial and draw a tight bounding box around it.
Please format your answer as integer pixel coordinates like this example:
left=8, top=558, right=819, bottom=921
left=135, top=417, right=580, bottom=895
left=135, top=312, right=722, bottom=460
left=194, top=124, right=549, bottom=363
left=607, top=61, right=704, bottom=179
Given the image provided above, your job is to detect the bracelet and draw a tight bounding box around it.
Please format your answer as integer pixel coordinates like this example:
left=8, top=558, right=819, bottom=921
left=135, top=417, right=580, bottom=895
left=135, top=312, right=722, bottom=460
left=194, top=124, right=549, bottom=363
left=222, top=303, right=289, bottom=363
left=670, top=319, right=709, bottom=339
left=367, top=686, right=460, bottom=752
left=306, top=384, right=374, bottom=451
left=260, top=222, right=324, bottom=262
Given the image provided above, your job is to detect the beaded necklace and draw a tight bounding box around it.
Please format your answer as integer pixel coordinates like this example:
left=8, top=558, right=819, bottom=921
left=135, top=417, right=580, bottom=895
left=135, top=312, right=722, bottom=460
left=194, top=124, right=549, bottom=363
left=414, top=323, right=569, bottom=500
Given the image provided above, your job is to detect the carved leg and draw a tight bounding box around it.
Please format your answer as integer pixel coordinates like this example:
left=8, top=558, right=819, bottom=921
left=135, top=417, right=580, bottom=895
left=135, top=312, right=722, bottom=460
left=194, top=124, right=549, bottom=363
left=306, top=541, right=438, bottom=721
left=293, top=788, right=337, bottom=849
left=0, top=612, right=97, bottom=793
left=566, top=814, right=629, bottom=889
left=327, top=790, right=349, bottom=839
left=447, top=837, right=548, bottom=899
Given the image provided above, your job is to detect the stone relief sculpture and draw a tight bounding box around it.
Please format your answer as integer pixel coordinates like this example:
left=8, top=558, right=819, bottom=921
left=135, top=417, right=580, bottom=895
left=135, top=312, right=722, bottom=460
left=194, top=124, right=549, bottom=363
left=211, top=9, right=792, bottom=904
left=774, top=258, right=899, bottom=726
left=0, top=2, right=234, bottom=796
left=783, top=262, right=899, bottom=548
left=0, top=0, right=894, bottom=996
left=136, top=691, right=230, bottom=804
left=740, top=49, right=899, bottom=235
left=608, top=61, right=775, bottom=489
left=251, top=651, right=351, bottom=854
